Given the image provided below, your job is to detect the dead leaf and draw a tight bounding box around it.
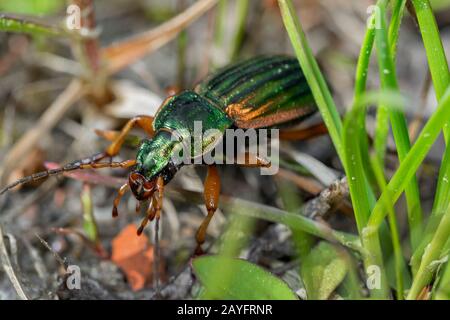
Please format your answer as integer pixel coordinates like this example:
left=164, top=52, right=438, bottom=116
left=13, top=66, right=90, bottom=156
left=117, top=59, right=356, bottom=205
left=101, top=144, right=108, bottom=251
left=103, top=80, right=162, bottom=119
left=111, top=224, right=154, bottom=291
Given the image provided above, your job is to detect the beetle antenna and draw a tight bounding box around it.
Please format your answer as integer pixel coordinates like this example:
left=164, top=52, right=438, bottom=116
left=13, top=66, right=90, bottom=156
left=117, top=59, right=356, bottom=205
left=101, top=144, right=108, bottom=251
left=0, top=153, right=136, bottom=196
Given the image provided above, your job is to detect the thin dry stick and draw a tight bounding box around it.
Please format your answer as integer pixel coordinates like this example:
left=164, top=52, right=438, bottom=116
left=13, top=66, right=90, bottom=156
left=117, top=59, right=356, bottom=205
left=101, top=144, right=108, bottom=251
left=276, top=168, right=324, bottom=194
left=0, top=80, right=86, bottom=184
left=0, top=224, right=29, bottom=299
left=103, top=0, right=219, bottom=74
left=302, top=177, right=349, bottom=218
left=35, top=233, right=67, bottom=270
left=71, top=0, right=101, bottom=73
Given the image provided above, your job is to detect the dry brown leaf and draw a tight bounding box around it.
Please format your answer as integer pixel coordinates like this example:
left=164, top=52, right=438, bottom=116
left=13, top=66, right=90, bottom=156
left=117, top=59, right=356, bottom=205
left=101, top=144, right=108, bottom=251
left=111, top=224, right=154, bottom=291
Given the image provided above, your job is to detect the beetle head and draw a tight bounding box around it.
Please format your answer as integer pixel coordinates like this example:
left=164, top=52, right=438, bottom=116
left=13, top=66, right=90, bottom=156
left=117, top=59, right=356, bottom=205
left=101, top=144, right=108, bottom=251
left=128, top=171, right=156, bottom=201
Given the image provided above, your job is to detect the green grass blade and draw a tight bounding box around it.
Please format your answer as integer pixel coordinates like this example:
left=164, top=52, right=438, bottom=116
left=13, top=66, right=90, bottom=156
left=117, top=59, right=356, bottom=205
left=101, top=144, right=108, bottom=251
left=374, top=0, right=423, bottom=251
left=367, top=85, right=450, bottom=230
left=276, top=178, right=313, bottom=259
left=277, top=0, right=344, bottom=162
left=435, top=257, right=450, bottom=299
left=389, top=0, right=407, bottom=58
left=371, top=156, right=406, bottom=299
left=353, top=13, right=378, bottom=191
left=407, top=201, right=450, bottom=299
left=410, top=0, right=450, bottom=275
left=352, top=6, right=407, bottom=298
left=411, top=0, right=450, bottom=103
left=343, top=109, right=371, bottom=233
left=225, top=197, right=362, bottom=252
left=0, top=13, right=68, bottom=37
left=344, top=90, right=408, bottom=298
left=230, top=0, right=250, bottom=60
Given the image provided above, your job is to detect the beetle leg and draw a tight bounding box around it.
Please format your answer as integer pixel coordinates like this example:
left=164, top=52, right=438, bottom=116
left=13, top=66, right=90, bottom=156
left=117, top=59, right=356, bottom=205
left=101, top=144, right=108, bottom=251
left=137, top=176, right=164, bottom=236
left=153, top=176, right=165, bottom=220
left=135, top=200, right=141, bottom=214
left=279, top=122, right=328, bottom=141
left=105, top=115, right=154, bottom=157
left=235, top=152, right=271, bottom=168
left=112, top=183, right=129, bottom=218
left=137, top=199, right=154, bottom=235
left=195, top=165, right=220, bottom=255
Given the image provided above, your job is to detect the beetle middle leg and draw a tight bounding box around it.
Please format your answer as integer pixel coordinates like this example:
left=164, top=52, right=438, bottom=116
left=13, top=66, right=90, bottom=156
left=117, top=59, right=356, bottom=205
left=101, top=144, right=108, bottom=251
left=92, top=116, right=155, bottom=162
left=195, top=165, right=220, bottom=255
left=105, top=115, right=154, bottom=157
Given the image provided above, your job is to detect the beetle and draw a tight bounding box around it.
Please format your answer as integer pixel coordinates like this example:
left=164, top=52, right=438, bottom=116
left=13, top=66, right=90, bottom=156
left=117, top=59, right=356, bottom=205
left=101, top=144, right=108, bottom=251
left=0, top=55, right=326, bottom=253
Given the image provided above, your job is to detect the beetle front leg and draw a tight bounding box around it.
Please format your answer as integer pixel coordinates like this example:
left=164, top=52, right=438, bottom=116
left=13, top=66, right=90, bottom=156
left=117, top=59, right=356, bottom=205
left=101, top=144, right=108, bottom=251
left=195, top=165, right=220, bottom=255
left=105, top=115, right=154, bottom=157
left=137, top=176, right=165, bottom=235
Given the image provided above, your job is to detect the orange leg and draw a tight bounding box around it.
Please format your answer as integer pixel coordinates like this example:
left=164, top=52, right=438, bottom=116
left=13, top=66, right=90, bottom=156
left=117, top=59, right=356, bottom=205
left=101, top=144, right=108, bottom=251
left=153, top=176, right=165, bottom=220
left=195, top=165, right=220, bottom=255
left=105, top=115, right=154, bottom=157
left=137, top=176, right=165, bottom=236
left=112, top=183, right=130, bottom=218
left=279, top=122, right=328, bottom=141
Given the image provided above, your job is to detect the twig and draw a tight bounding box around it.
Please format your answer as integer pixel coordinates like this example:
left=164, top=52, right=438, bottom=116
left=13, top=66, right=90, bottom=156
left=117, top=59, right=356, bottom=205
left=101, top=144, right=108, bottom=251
left=0, top=224, right=29, bottom=299
left=22, top=238, right=48, bottom=280
left=153, top=218, right=161, bottom=298
left=103, top=0, right=219, bottom=74
left=276, top=168, right=324, bottom=194
left=0, top=79, right=86, bottom=185
left=71, top=0, right=101, bottom=73
left=35, top=233, right=67, bottom=270
left=281, top=146, right=339, bottom=186
left=302, top=177, right=349, bottom=218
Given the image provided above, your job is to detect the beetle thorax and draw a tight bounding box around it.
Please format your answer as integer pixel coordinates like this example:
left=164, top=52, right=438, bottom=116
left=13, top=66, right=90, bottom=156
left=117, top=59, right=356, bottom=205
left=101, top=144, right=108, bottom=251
left=136, top=130, right=179, bottom=180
